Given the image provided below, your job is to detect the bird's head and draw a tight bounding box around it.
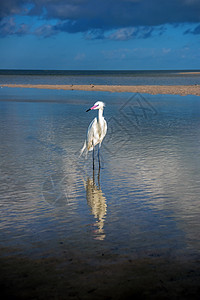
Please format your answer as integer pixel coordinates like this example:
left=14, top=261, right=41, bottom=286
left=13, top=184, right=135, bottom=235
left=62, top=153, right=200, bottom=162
left=86, top=101, right=105, bottom=112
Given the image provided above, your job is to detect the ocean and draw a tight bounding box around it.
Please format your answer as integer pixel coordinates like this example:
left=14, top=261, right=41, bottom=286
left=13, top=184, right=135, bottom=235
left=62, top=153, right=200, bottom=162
left=1, top=69, right=200, bottom=86
left=0, top=70, right=200, bottom=299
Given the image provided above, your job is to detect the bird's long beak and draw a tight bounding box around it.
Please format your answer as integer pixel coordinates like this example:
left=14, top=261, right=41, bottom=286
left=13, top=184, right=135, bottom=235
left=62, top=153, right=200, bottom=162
left=86, top=104, right=98, bottom=112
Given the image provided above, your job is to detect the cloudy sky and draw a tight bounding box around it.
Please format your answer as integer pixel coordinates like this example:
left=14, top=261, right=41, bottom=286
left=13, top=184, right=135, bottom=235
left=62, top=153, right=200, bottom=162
left=0, top=0, right=200, bottom=70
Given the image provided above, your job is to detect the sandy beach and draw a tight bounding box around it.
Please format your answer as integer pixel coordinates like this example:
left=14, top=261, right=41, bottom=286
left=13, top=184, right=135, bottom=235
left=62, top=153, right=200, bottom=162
left=1, top=83, right=200, bottom=96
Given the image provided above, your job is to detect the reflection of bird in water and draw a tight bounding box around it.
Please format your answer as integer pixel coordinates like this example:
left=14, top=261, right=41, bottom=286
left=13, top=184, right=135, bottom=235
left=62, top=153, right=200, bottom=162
left=80, top=101, right=107, bottom=170
left=84, top=170, right=107, bottom=240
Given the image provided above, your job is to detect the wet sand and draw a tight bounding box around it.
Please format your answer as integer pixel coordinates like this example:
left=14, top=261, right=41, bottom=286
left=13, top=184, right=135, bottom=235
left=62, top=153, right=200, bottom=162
left=0, top=250, right=200, bottom=300
left=1, top=83, right=200, bottom=96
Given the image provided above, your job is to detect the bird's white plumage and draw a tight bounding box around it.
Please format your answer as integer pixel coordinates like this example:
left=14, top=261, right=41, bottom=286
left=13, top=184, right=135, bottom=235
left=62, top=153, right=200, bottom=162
left=80, top=101, right=107, bottom=157
left=87, top=116, right=107, bottom=151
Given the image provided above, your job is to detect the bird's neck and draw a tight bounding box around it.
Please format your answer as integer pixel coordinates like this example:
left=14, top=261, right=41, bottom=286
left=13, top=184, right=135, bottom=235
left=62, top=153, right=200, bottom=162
left=97, top=108, right=103, bottom=122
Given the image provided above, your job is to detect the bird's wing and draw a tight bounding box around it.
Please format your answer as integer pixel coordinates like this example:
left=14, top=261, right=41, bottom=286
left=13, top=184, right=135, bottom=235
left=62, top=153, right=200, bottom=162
left=104, top=119, right=107, bottom=137
left=101, top=118, right=107, bottom=141
left=87, top=117, right=98, bottom=151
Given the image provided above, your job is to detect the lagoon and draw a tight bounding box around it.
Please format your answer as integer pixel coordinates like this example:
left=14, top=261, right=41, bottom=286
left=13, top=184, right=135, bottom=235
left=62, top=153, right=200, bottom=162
left=0, top=87, right=200, bottom=299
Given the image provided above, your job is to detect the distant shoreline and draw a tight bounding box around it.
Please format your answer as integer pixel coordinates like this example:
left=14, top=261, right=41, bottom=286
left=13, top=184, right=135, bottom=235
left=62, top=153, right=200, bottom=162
left=1, top=84, right=200, bottom=96
left=1, top=69, right=200, bottom=74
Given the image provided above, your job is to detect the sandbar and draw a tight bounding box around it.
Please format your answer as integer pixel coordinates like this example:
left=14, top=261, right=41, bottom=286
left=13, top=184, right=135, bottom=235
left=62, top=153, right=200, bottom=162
left=178, top=71, right=200, bottom=75
left=1, top=83, right=200, bottom=96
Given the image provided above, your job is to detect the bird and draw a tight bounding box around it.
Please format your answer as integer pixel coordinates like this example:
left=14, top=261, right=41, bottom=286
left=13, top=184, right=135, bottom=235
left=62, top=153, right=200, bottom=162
left=80, top=101, right=107, bottom=169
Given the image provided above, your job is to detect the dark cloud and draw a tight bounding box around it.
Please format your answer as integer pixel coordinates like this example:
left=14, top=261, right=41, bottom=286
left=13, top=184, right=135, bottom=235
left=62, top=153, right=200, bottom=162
left=1, top=0, right=200, bottom=37
left=0, top=0, right=29, bottom=19
left=34, top=24, right=57, bottom=38
left=184, top=24, right=200, bottom=35
left=27, top=0, right=200, bottom=26
left=0, top=17, right=30, bottom=37
left=0, top=17, right=16, bottom=37
left=99, top=26, right=154, bottom=41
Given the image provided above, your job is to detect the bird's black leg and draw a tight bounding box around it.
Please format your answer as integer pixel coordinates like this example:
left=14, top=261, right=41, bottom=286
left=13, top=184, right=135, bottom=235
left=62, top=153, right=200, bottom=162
left=93, top=144, right=95, bottom=171
left=98, top=144, right=101, bottom=170
left=93, top=166, right=95, bottom=184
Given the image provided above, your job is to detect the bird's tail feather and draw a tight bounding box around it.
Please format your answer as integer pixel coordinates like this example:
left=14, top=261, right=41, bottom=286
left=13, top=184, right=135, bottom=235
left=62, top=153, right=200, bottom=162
left=79, top=140, right=87, bottom=158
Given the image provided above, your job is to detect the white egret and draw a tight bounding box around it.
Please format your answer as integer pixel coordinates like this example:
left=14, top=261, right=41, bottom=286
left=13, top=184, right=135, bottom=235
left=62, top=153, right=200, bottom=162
left=80, top=101, right=107, bottom=169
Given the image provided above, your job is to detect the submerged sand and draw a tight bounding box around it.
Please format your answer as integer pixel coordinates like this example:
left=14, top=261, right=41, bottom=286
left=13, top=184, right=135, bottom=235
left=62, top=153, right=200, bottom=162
left=1, top=83, right=200, bottom=96
left=1, top=251, right=200, bottom=300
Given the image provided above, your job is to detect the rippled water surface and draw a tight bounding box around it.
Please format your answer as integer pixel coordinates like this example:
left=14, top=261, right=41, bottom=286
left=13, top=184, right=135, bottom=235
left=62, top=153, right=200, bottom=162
left=0, top=88, right=200, bottom=260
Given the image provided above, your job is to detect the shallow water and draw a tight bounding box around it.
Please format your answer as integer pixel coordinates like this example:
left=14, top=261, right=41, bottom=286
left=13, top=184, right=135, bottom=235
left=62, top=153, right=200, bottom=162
left=0, top=89, right=200, bottom=261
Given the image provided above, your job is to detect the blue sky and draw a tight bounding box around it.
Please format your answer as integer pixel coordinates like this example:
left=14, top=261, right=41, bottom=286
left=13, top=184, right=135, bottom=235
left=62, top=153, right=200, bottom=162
left=0, top=0, right=200, bottom=70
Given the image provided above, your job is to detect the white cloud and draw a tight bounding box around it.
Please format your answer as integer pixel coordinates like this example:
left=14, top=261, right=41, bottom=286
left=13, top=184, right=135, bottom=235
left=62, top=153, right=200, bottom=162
left=162, top=48, right=171, bottom=54
left=109, top=28, right=136, bottom=41
left=74, top=52, right=86, bottom=61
